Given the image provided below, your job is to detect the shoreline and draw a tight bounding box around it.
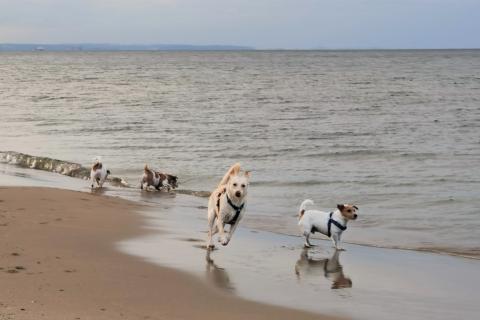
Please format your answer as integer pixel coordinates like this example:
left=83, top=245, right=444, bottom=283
left=1, top=158, right=478, bottom=261
left=0, top=186, right=335, bottom=320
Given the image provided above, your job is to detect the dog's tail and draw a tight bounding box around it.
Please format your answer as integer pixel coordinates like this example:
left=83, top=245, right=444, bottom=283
left=217, top=163, right=241, bottom=187
left=299, top=199, right=314, bottom=219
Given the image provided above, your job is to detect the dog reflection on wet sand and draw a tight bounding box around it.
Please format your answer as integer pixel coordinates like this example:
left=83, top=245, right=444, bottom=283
left=295, top=248, right=352, bottom=289
left=205, top=250, right=234, bottom=291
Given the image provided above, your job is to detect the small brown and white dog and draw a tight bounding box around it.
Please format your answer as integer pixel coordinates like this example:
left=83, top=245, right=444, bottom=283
left=140, top=164, right=178, bottom=191
left=207, top=163, right=250, bottom=249
left=90, top=156, right=110, bottom=189
left=298, top=200, right=358, bottom=249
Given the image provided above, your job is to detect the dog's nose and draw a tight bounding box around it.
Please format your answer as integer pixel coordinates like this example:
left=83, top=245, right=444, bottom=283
left=353, top=214, right=358, bottom=219
left=235, top=191, right=242, bottom=198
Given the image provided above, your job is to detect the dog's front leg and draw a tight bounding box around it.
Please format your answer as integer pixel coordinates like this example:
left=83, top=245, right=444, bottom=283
left=216, top=218, right=228, bottom=246
left=90, top=173, right=98, bottom=189
left=332, top=233, right=344, bottom=250
left=226, top=220, right=241, bottom=245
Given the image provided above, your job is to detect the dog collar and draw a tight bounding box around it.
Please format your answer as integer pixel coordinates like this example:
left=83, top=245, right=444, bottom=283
left=327, top=212, right=347, bottom=237
left=226, top=194, right=244, bottom=225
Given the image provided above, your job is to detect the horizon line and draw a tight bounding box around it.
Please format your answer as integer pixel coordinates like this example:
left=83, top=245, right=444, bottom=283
left=1, top=43, right=479, bottom=51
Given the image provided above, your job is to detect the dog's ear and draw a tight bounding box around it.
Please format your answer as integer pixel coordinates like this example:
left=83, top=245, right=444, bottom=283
left=337, top=204, right=345, bottom=211
left=229, top=164, right=240, bottom=176
left=244, top=170, right=251, bottom=178
left=353, top=205, right=358, bottom=210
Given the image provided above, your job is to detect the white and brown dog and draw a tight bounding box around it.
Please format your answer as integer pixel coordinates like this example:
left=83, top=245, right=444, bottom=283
left=140, top=164, right=178, bottom=191
left=90, top=156, right=110, bottom=189
left=298, top=200, right=358, bottom=249
left=207, top=163, right=250, bottom=249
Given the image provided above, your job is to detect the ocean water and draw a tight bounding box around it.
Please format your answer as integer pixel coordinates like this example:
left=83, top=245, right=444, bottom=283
left=1, top=50, right=479, bottom=258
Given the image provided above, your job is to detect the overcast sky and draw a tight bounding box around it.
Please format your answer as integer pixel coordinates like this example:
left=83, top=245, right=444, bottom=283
left=0, top=0, right=479, bottom=49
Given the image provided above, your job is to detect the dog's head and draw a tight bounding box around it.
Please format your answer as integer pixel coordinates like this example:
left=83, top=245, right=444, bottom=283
left=337, top=204, right=358, bottom=220
left=167, top=174, right=178, bottom=189
left=91, top=156, right=103, bottom=171
left=226, top=170, right=250, bottom=201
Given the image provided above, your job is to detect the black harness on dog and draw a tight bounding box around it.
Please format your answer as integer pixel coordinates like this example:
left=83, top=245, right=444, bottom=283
left=327, top=212, right=347, bottom=237
left=216, top=190, right=244, bottom=225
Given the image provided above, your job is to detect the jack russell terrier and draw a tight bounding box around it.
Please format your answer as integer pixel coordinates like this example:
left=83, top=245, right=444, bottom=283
left=207, top=163, right=250, bottom=249
left=90, top=156, right=110, bottom=189
left=298, top=200, right=358, bottom=249
left=140, top=164, right=178, bottom=191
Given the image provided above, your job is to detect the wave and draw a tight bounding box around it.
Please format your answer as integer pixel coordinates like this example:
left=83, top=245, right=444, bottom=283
left=0, top=151, right=208, bottom=195
left=0, top=151, right=128, bottom=187
left=0, top=151, right=90, bottom=178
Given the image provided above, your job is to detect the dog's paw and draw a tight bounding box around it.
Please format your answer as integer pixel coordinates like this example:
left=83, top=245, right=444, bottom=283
left=220, top=237, right=229, bottom=246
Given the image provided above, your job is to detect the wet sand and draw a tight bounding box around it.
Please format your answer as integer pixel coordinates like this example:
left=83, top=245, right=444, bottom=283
left=120, top=193, right=480, bottom=320
left=0, top=187, right=335, bottom=320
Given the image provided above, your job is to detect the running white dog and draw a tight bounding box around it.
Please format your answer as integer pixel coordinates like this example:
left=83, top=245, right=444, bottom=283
left=90, top=156, right=110, bottom=189
left=298, top=200, right=358, bottom=249
left=207, top=163, right=250, bottom=249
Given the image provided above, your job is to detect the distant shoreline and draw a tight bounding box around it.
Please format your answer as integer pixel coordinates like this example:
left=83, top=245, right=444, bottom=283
left=1, top=43, right=479, bottom=52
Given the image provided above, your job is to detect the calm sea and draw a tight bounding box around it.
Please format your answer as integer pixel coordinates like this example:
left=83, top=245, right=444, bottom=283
left=1, top=50, right=479, bottom=258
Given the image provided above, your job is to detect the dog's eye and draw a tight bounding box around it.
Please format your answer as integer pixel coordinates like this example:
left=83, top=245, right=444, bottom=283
left=233, top=183, right=237, bottom=187
left=241, top=184, right=245, bottom=188
left=347, top=209, right=352, bottom=213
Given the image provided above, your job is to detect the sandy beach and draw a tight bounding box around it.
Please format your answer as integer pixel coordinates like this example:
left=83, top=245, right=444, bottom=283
left=1, top=163, right=480, bottom=320
left=0, top=186, right=335, bottom=320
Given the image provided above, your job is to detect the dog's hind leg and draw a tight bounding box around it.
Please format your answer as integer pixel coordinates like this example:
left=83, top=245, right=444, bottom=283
left=304, top=232, right=313, bottom=248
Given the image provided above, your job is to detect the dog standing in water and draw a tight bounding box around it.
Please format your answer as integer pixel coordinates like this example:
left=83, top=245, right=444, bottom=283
left=298, top=200, right=358, bottom=249
left=140, top=164, right=178, bottom=191
left=207, top=163, right=250, bottom=249
left=90, top=156, right=110, bottom=189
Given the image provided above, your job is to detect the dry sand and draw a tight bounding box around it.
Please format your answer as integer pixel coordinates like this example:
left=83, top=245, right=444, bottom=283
left=0, top=187, right=336, bottom=320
